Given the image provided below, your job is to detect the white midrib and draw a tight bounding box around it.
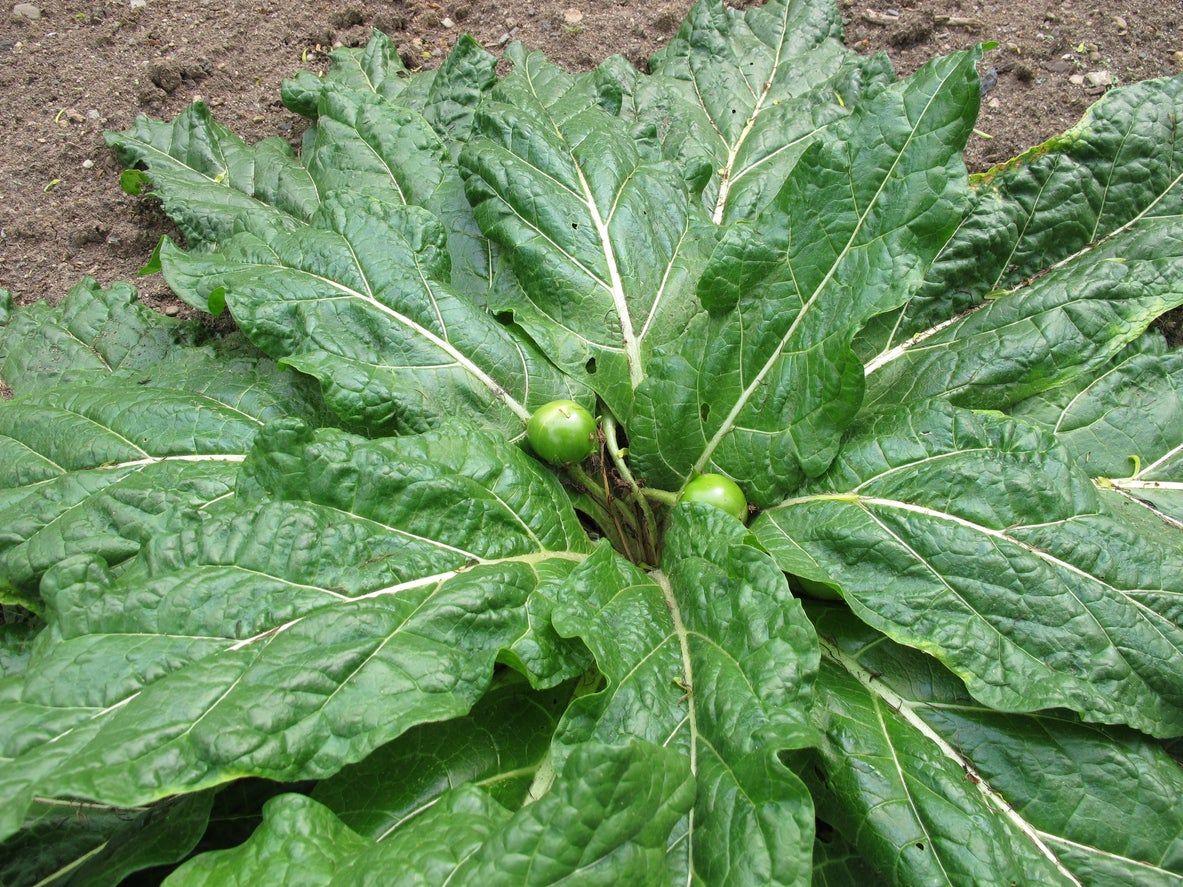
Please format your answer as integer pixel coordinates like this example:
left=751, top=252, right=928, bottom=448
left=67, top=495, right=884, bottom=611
left=572, top=163, right=644, bottom=388
left=819, top=638, right=1083, bottom=886
left=1038, top=832, right=1183, bottom=879
left=710, top=1, right=792, bottom=224
left=866, top=168, right=1183, bottom=377
left=712, top=76, right=774, bottom=225
left=692, top=64, right=959, bottom=478
left=374, top=764, right=539, bottom=842
left=228, top=550, right=588, bottom=651
left=248, top=260, right=531, bottom=422
left=1137, top=440, right=1183, bottom=478
left=653, top=571, right=698, bottom=886
left=776, top=491, right=1182, bottom=659
left=1109, top=478, right=1183, bottom=491
left=39, top=550, right=588, bottom=755
left=30, top=841, right=111, bottom=887
left=862, top=308, right=966, bottom=375
left=520, top=60, right=645, bottom=388
left=1101, top=483, right=1183, bottom=531
left=102, top=453, right=246, bottom=470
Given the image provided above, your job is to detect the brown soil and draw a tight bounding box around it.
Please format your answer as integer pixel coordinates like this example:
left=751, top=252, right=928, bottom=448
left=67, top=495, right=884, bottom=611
left=1, top=0, right=1181, bottom=330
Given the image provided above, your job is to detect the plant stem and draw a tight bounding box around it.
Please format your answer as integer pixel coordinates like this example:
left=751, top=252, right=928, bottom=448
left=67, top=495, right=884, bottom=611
left=570, top=492, right=636, bottom=562
left=641, top=487, right=679, bottom=506
left=567, top=462, right=607, bottom=505
left=568, top=463, right=640, bottom=535
left=603, top=413, right=660, bottom=563
left=568, top=460, right=637, bottom=559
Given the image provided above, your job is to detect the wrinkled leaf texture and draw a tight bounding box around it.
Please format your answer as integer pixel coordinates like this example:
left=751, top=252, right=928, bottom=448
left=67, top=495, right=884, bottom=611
left=0, top=0, right=1179, bottom=884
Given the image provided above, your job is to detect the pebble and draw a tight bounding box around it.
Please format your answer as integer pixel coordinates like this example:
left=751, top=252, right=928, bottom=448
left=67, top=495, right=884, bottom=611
left=1069, top=73, right=1085, bottom=86
left=440, top=16, right=454, bottom=28
left=81, top=159, right=94, bottom=169
left=129, top=0, right=146, bottom=8
left=563, top=7, right=583, bottom=25
left=1112, top=16, right=1127, bottom=34
left=496, top=32, right=511, bottom=46
left=1084, top=70, right=1113, bottom=89
left=986, top=97, right=1001, bottom=110
left=1175, top=50, right=1183, bottom=69
left=980, top=66, right=998, bottom=95
left=163, top=304, right=182, bottom=316
left=11, top=3, right=40, bottom=20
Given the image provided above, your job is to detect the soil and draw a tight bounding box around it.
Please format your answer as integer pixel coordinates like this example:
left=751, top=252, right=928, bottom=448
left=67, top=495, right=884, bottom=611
left=1, top=0, right=1181, bottom=342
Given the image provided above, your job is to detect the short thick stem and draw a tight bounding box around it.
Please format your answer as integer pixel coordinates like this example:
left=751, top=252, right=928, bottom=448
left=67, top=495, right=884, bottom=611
left=603, top=414, right=661, bottom=563
left=641, top=487, right=679, bottom=507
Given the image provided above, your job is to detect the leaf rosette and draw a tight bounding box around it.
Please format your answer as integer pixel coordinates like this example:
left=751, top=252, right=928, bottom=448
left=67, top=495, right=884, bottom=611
left=0, top=1, right=1181, bottom=884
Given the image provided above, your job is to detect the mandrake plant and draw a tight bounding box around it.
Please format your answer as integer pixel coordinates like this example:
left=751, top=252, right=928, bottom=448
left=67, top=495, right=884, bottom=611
left=1, top=0, right=1182, bottom=883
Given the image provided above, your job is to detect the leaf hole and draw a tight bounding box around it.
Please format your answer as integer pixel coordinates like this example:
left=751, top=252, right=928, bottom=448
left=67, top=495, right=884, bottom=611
left=915, top=843, right=925, bottom=852
left=585, top=357, right=597, bottom=375
left=571, top=221, right=579, bottom=230
left=494, top=310, right=515, bottom=327
left=700, top=403, right=710, bottom=421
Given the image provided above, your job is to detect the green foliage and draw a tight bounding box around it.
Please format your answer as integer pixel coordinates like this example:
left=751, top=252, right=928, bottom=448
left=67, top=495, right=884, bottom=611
left=1, top=1, right=1181, bottom=883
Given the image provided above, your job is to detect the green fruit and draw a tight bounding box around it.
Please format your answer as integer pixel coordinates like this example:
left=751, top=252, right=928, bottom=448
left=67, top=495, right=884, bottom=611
left=680, top=473, right=748, bottom=523
left=526, top=400, right=597, bottom=465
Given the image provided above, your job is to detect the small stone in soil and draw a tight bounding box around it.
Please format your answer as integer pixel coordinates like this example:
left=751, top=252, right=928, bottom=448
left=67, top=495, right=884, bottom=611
left=440, top=17, right=454, bottom=28
left=163, top=304, right=182, bottom=316
left=1084, top=70, right=1113, bottom=89
left=12, top=3, right=40, bottom=21
left=980, top=66, right=998, bottom=95
left=563, top=8, right=584, bottom=25
left=82, top=159, right=94, bottom=169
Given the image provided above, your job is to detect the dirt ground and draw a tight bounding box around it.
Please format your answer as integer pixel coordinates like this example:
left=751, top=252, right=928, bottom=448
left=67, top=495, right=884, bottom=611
left=1, top=0, right=1180, bottom=322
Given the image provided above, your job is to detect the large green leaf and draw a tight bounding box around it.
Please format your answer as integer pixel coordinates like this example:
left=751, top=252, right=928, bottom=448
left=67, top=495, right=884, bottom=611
left=753, top=402, right=1183, bottom=737
left=809, top=607, right=1183, bottom=886
left=160, top=191, right=586, bottom=436
left=166, top=794, right=370, bottom=887
left=810, top=828, right=882, bottom=887
left=284, top=31, right=496, bottom=147
left=0, top=286, right=326, bottom=597
left=112, top=41, right=505, bottom=307
left=544, top=505, right=819, bottom=884
left=0, top=421, right=592, bottom=842
left=0, top=793, right=213, bottom=887
left=859, top=75, right=1183, bottom=362
left=282, top=30, right=434, bottom=119
left=639, top=0, right=892, bottom=223
left=0, top=277, right=196, bottom=396
left=631, top=51, right=980, bottom=504
left=169, top=740, right=695, bottom=886
left=0, top=620, right=37, bottom=678
left=105, top=103, right=318, bottom=244
left=312, top=671, right=570, bottom=840
left=460, top=47, right=715, bottom=417
left=1012, top=333, right=1183, bottom=525
left=862, top=216, right=1183, bottom=410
